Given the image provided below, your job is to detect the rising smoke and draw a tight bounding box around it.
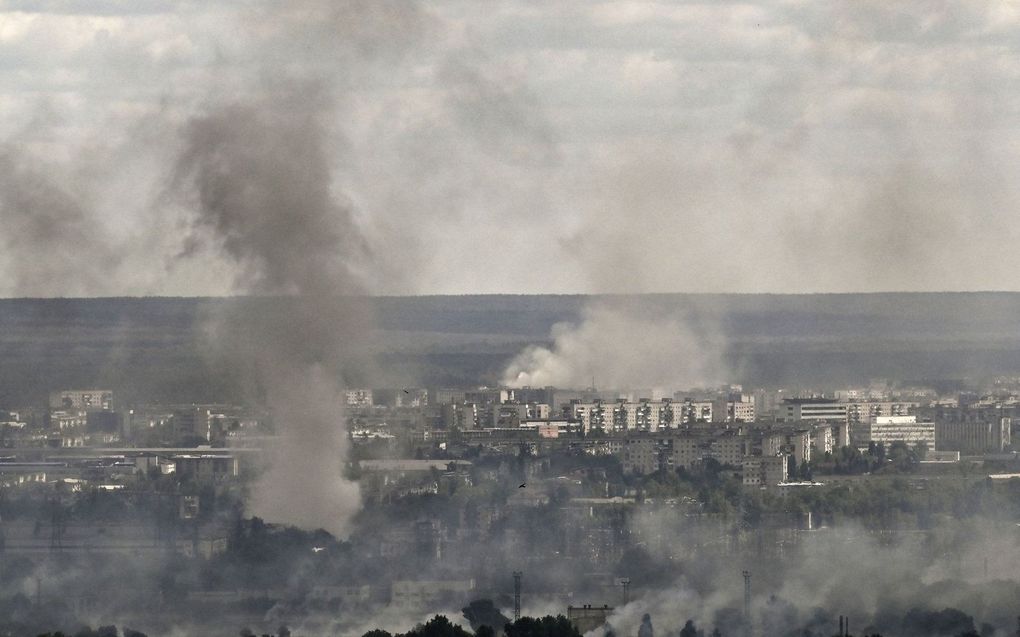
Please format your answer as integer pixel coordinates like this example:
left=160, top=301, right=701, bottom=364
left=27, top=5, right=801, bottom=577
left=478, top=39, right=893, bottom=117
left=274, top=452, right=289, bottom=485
left=172, top=86, right=372, bottom=534
left=502, top=299, right=725, bottom=393
left=167, top=0, right=429, bottom=534
left=0, top=141, right=122, bottom=297
left=592, top=512, right=1020, bottom=637
left=165, top=0, right=570, bottom=531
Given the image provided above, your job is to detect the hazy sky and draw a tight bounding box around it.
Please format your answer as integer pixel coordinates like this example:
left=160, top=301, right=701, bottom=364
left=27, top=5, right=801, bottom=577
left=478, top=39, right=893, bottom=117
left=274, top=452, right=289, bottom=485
left=1, top=0, right=1019, bottom=296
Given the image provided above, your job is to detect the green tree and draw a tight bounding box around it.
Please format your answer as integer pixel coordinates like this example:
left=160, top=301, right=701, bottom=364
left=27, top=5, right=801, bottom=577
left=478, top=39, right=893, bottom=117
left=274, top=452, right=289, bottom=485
left=504, top=615, right=582, bottom=637
left=403, top=615, right=473, bottom=637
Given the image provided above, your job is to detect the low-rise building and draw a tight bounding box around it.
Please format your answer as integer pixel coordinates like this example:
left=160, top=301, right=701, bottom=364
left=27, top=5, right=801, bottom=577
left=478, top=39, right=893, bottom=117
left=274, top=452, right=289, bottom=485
left=50, top=410, right=86, bottom=430
left=173, top=454, right=239, bottom=482
left=568, top=605, right=614, bottom=634
left=518, top=419, right=580, bottom=438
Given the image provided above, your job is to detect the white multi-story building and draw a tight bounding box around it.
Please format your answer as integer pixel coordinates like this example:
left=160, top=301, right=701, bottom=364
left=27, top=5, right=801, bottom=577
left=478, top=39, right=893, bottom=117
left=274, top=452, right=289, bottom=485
left=843, top=401, right=918, bottom=424
left=730, top=399, right=756, bottom=422
left=572, top=402, right=611, bottom=433
left=49, top=390, right=112, bottom=411
left=572, top=399, right=709, bottom=434
left=620, top=432, right=750, bottom=473
left=853, top=415, right=935, bottom=448
left=777, top=399, right=848, bottom=423
left=678, top=400, right=713, bottom=424
left=344, top=389, right=374, bottom=407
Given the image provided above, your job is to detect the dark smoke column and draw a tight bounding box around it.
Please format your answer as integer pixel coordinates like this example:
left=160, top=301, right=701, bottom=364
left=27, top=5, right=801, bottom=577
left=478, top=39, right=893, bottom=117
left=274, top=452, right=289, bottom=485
left=173, top=85, right=373, bottom=535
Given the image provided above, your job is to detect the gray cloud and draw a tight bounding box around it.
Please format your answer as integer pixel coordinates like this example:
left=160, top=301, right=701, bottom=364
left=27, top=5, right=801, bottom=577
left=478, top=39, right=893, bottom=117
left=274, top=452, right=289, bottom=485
left=0, top=141, right=122, bottom=297
left=3, top=1, right=1020, bottom=296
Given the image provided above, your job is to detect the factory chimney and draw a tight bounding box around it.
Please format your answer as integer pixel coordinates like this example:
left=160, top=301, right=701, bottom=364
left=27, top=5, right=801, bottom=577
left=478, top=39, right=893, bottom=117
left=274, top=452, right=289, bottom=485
left=742, top=570, right=751, bottom=637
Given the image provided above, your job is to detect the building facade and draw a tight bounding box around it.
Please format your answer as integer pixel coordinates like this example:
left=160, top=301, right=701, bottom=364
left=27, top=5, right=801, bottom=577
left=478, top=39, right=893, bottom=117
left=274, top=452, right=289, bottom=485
left=743, top=454, right=789, bottom=487
left=49, top=390, right=113, bottom=411
left=777, top=399, right=848, bottom=423
left=853, top=415, right=935, bottom=448
left=935, top=418, right=1011, bottom=454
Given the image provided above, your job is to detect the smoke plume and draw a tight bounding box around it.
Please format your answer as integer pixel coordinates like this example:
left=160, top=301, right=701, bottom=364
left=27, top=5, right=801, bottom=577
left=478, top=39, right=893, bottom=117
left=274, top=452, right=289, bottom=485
left=165, top=0, right=432, bottom=534
left=501, top=300, right=724, bottom=392
left=0, top=142, right=122, bottom=297
left=172, top=84, right=372, bottom=534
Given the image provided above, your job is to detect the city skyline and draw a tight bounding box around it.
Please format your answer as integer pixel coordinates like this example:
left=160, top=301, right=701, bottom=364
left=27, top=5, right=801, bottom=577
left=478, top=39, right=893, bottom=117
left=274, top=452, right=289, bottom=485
left=3, top=3, right=1020, bottom=636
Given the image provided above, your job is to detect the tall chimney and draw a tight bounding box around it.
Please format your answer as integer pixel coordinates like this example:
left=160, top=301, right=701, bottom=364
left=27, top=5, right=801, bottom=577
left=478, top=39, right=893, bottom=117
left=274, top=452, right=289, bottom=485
left=513, top=571, right=522, bottom=621
left=742, top=570, right=751, bottom=637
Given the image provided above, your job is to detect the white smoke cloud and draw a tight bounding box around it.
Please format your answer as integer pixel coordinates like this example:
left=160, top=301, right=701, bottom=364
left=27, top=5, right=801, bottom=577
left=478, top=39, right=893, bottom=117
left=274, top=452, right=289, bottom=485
left=501, top=301, right=724, bottom=392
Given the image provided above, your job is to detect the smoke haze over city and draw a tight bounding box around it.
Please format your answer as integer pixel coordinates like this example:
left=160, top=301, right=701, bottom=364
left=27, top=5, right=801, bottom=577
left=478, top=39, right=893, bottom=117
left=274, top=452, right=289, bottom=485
left=6, top=2, right=1020, bottom=637
left=1, top=1, right=1020, bottom=296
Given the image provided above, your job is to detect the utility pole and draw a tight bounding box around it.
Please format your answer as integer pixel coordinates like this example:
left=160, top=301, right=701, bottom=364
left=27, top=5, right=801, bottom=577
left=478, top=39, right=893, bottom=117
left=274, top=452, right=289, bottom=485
left=743, top=570, right=751, bottom=637
left=620, top=578, right=631, bottom=606
left=513, top=571, right=522, bottom=621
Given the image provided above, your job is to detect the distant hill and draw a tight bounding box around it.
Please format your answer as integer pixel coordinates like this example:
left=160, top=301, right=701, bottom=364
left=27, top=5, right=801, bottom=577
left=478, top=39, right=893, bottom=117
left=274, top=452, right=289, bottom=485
left=2, top=293, right=1020, bottom=406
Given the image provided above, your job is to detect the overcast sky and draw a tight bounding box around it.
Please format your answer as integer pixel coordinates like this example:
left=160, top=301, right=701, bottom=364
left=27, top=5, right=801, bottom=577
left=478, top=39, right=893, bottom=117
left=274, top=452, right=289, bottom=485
left=1, top=0, right=1019, bottom=296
